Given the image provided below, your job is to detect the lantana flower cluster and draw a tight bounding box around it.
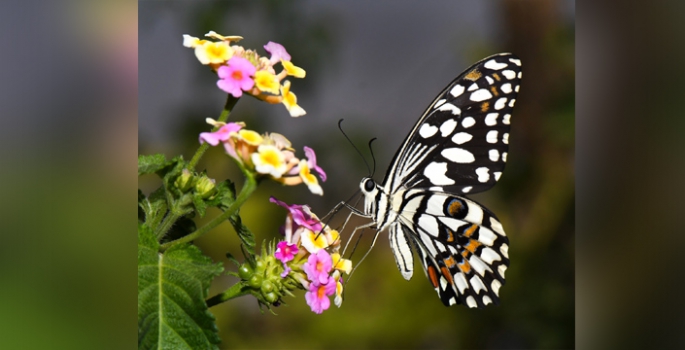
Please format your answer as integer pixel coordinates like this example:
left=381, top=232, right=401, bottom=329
left=271, top=197, right=353, bottom=314
left=183, top=31, right=307, bottom=117
left=199, top=119, right=326, bottom=195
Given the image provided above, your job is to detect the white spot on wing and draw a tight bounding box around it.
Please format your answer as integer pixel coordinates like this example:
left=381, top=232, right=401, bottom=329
left=424, top=162, right=455, bottom=185
left=494, top=171, right=502, bottom=181
left=484, top=59, right=507, bottom=70
left=503, top=133, right=509, bottom=144
left=491, top=280, right=502, bottom=295
left=455, top=272, right=468, bottom=294
left=500, top=243, right=509, bottom=258
left=479, top=247, right=502, bottom=264
left=450, top=84, right=465, bottom=97
left=502, top=152, right=508, bottom=162
left=451, top=132, right=472, bottom=145
left=509, top=58, right=521, bottom=66
left=518, top=71, right=522, bottom=79
left=467, top=83, right=479, bottom=91
left=434, top=99, right=446, bottom=108
left=498, top=265, right=507, bottom=279
left=502, top=70, right=516, bottom=80
left=464, top=202, right=484, bottom=224
left=494, top=97, right=507, bottom=110
left=461, top=117, right=476, bottom=128
left=440, top=119, right=458, bottom=136
left=462, top=186, right=472, bottom=193
left=475, top=167, right=490, bottom=183
left=448, top=297, right=456, bottom=306
left=515, top=85, right=520, bottom=92
left=486, top=130, right=499, bottom=144
left=503, top=114, right=511, bottom=125
left=490, top=218, right=505, bottom=236
left=485, top=76, right=494, bottom=84
left=466, top=296, right=477, bottom=308
left=442, top=148, right=475, bottom=163
left=489, top=149, right=499, bottom=162
left=484, top=113, right=498, bottom=126
left=439, top=276, right=448, bottom=290
left=419, top=123, right=438, bottom=138
left=470, top=275, right=486, bottom=294
left=508, top=99, right=516, bottom=107
left=470, top=89, right=493, bottom=102
left=478, top=227, right=497, bottom=246
left=437, top=103, right=461, bottom=115
left=500, top=83, right=512, bottom=94
left=469, top=256, right=488, bottom=276
left=483, top=295, right=493, bottom=305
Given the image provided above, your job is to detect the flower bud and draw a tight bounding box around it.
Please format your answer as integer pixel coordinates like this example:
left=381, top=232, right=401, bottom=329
left=238, top=263, right=253, bottom=280
left=194, top=175, right=216, bottom=199
left=174, top=169, right=195, bottom=192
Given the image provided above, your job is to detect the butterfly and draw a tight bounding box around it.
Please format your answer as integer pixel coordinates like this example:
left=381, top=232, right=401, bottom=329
left=349, top=53, right=521, bottom=308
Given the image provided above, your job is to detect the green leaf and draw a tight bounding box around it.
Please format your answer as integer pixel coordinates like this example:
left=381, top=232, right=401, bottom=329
left=192, top=194, right=208, bottom=218
left=229, top=213, right=256, bottom=265
left=139, top=186, right=168, bottom=230
left=138, top=154, right=168, bottom=176
left=138, top=223, right=224, bottom=350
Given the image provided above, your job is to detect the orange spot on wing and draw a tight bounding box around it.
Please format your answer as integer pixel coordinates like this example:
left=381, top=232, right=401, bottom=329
left=427, top=266, right=439, bottom=288
left=463, top=224, right=478, bottom=238
left=465, top=69, right=482, bottom=81
left=492, top=73, right=501, bottom=81
left=441, top=267, right=454, bottom=285
left=446, top=230, right=455, bottom=242
left=490, top=86, right=499, bottom=97
left=443, top=256, right=457, bottom=268
left=458, top=259, right=471, bottom=274
left=448, top=200, right=462, bottom=216
left=480, top=101, right=489, bottom=112
left=465, top=239, right=481, bottom=253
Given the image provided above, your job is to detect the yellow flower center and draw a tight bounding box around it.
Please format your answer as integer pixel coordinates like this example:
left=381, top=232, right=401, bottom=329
left=260, top=149, right=281, bottom=167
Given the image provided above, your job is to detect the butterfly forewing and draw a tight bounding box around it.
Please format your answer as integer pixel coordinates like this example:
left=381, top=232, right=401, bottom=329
left=384, top=53, right=522, bottom=195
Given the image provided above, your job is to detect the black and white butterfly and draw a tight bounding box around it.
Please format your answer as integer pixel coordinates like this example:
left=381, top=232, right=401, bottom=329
left=344, top=53, right=521, bottom=308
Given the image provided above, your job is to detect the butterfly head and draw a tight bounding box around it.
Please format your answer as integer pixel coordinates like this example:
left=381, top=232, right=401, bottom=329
left=359, top=177, right=380, bottom=216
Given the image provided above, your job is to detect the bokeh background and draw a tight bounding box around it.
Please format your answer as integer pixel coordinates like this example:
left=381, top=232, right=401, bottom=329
left=139, top=1, right=574, bottom=349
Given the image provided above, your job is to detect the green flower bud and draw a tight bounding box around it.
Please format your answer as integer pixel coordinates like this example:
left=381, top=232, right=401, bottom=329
left=194, top=176, right=216, bottom=199
left=248, top=275, right=262, bottom=289
left=174, top=169, right=194, bottom=192
left=264, top=292, right=278, bottom=304
left=261, top=280, right=274, bottom=294
left=238, top=264, right=253, bottom=280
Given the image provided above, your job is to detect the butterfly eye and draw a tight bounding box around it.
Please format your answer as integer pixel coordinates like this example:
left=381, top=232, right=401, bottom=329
left=364, top=178, right=375, bottom=192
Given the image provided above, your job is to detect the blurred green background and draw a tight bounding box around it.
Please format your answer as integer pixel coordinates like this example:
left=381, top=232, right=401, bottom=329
left=139, top=1, right=574, bottom=348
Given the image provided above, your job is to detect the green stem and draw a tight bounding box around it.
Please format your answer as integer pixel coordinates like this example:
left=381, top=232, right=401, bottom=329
left=187, top=95, right=240, bottom=171
left=160, top=167, right=257, bottom=251
left=206, top=282, right=250, bottom=308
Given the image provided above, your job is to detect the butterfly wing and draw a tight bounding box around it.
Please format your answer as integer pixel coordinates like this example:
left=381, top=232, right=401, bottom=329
left=388, top=188, right=509, bottom=308
left=382, top=53, right=522, bottom=195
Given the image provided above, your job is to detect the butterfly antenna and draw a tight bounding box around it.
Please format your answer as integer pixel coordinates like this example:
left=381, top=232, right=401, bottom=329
left=338, top=119, right=372, bottom=176
left=368, top=137, right=377, bottom=177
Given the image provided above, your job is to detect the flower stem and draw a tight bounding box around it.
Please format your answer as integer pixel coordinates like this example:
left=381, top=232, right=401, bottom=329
left=206, top=282, right=250, bottom=308
left=187, top=94, right=240, bottom=171
left=160, top=165, right=257, bottom=252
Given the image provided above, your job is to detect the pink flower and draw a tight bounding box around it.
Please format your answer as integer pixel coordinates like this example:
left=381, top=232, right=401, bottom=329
left=263, top=41, right=291, bottom=65
left=305, top=276, right=336, bottom=314
left=269, top=197, right=322, bottom=233
left=199, top=122, right=243, bottom=146
left=217, top=57, right=256, bottom=97
left=274, top=241, right=298, bottom=264
left=303, top=146, right=326, bottom=181
left=303, top=249, right=333, bottom=285
left=280, top=265, right=292, bottom=278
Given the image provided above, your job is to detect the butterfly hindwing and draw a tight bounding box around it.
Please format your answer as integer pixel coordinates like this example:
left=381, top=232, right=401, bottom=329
left=395, top=189, right=509, bottom=308
left=384, top=53, right=522, bottom=195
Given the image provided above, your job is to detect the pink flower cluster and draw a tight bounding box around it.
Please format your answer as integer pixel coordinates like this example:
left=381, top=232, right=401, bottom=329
left=271, top=197, right=352, bottom=314
left=199, top=121, right=327, bottom=195
left=183, top=32, right=307, bottom=117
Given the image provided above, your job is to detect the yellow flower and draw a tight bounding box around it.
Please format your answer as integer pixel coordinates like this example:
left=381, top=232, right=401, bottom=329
left=298, top=159, right=322, bottom=195
left=254, top=70, right=280, bottom=95
left=194, top=41, right=233, bottom=65
left=204, top=31, right=243, bottom=43
left=331, top=253, right=352, bottom=274
left=334, top=276, right=344, bottom=307
left=280, top=80, right=306, bottom=117
left=300, top=229, right=329, bottom=253
left=237, top=129, right=263, bottom=146
left=182, top=34, right=206, bottom=48
left=251, top=144, right=287, bottom=178
left=281, top=60, right=306, bottom=78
